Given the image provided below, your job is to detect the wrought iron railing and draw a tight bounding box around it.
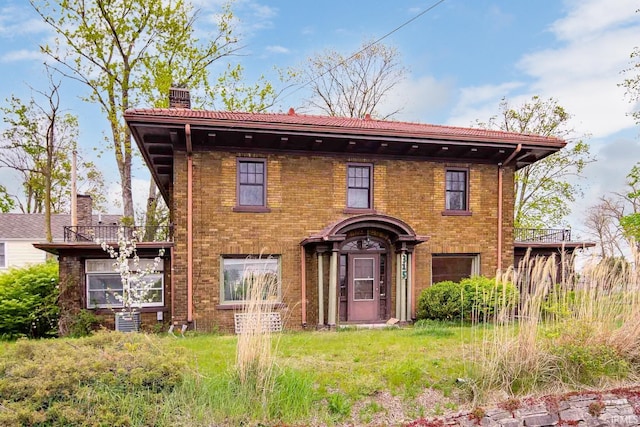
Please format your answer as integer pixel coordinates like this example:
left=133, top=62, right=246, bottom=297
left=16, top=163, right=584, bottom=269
left=63, top=225, right=173, bottom=243
left=514, top=228, right=571, bottom=243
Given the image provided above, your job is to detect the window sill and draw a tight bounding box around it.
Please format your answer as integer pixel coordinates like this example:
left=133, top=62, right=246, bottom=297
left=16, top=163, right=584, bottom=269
left=216, top=302, right=286, bottom=310
left=441, top=210, right=472, bottom=216
left=90, top=307, right=167, bottom=315
left=233, top=206, right=271, bottom=213
left=343, top=208, right=376, bottom=214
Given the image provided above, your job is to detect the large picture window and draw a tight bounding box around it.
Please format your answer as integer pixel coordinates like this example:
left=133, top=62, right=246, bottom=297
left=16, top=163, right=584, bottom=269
left=445, top=169, right=468, bottom=211
left=85, top=259, right=164, bottom=309
left=347, top=164, right=373, bottom=209
left=221, top=256, right=280, bottom=304
left=0, top=242, right=5, bottom=268
left=237, top=159, right=266, bottom=207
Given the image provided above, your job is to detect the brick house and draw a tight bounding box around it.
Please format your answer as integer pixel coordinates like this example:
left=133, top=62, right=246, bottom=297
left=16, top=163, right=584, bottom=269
left=37, top=88, right=572, bottom=333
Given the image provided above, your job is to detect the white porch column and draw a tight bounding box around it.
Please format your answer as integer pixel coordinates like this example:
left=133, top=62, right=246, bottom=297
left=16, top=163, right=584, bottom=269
left=406, top=252, right=412, bottom=321
left=317, top=252, right=325, bottom=327
left=328, top=247, right=338, bottom=328
left=395, top=252, right=402, bottom=319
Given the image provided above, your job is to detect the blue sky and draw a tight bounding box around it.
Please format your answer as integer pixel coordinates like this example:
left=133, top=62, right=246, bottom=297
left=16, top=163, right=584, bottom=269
left=0, top=0, right=639, bottom=238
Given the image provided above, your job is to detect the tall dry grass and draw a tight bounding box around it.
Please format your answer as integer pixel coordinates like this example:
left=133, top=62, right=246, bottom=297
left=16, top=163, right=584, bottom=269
left=472, top=248, right=640, bottom=400
left=234, top=256, right=282, bottom=412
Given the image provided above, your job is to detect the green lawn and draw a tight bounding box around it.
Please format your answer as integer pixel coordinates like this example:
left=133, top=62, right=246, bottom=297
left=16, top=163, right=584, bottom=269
left=170, top=325, right=472, bottom=399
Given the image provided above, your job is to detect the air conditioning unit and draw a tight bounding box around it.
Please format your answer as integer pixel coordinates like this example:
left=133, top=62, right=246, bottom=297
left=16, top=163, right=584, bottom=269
left=115, top=311, right=141, bottom=332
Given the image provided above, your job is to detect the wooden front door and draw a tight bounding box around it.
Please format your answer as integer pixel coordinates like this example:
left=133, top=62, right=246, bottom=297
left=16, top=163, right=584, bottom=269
left=347, top=254, right=379, bottom=321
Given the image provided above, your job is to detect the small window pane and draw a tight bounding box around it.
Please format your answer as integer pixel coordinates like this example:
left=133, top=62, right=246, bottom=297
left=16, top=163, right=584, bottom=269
left=0, top=243, right=5, bottom=268
left=240, top=185, right=264, bottom=206
left=348, top=188, right=369, bottom=208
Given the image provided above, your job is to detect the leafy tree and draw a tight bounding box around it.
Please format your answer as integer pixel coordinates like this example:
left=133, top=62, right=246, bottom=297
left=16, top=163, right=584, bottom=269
left=32, top=0, right=277, bottom=221
left=621, top=43, right=640, bottom=124
left=477, top=96, right=594, bottom=228
left=0, top=85, right=105, bottom=229
left=0, top=185, right=14, bottom=213
left=292, top=40, right=407, bottom=119
left=619, top=163, right=640, bottom=247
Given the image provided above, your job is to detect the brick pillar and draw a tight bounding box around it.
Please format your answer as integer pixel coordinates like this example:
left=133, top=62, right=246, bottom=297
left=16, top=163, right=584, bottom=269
left=76, top=194, right=93, bottom=226
left=169, top=87, right=191, bottom=108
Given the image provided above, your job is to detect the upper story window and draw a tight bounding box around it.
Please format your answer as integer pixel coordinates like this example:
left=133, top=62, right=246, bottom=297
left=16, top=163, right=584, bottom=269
left=0, top=242, right=5, bottom=268
left=236, top=158, right=268, bottom=211
left=445, top=169, right=468, bottom=212
left=347, top=164, right=373, bottom=209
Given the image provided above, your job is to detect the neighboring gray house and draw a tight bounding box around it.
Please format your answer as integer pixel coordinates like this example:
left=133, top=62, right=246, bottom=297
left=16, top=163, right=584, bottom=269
left=0, top=195, right=120, bottom=271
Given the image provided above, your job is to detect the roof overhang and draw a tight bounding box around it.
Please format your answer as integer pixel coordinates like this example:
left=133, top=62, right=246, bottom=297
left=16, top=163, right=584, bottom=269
left=125, top=110, right=566, bottom=204
left=33, top=242, right=173, bottom=256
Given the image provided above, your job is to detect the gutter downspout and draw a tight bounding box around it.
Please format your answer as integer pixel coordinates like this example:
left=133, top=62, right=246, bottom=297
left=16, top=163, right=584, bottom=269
left=300, top=246, right=307, bottom=328
left=186, top=124, right=194, bottom=324
left=498, top=144, right=522, bottom=274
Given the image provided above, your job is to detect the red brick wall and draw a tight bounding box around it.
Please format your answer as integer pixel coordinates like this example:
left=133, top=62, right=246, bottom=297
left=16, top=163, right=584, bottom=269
left=170, top=151, right=515, bottom=333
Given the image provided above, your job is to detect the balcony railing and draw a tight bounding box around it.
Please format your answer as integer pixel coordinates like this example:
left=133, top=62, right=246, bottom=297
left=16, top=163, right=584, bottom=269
left=64, top=225, right=173, bottom=243
left=514, top=228, right=571, bottom=243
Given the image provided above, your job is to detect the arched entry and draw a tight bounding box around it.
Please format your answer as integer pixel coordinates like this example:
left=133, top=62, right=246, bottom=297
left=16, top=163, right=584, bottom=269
left=301, top=214, right=428, bottom=327
left=339, top=235, right=389, bottom=322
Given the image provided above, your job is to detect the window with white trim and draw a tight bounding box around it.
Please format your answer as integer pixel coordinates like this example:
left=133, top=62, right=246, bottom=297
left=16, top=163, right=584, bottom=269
left=0, top=243, right=5, bottom=268
left=85, top=259, right=164, bottom=308
left=221, top=256, right=280, bottom=304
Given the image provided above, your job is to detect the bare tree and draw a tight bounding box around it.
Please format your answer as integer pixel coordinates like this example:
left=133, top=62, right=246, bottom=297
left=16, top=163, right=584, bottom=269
left=584, top=197, right=627, bottom=258
left=294, top=41, right=407, bottom=119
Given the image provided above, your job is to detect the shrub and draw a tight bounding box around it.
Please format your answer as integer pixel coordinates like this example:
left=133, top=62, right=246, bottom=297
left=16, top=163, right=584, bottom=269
left=0, top=261, right=59, bottom=339
left=0, top=331, right=186, bottom=426
left=416, top=276, right=518, bottom=322
left=417, top=281, right=468, bottom=321
left=67, top=309, right=103, bottom=338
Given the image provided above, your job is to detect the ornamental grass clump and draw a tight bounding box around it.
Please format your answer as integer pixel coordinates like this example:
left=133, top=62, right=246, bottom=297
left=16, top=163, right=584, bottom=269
left=472, top=249, right=640, bottom=399
left=234, top=255, right=282, bottom=417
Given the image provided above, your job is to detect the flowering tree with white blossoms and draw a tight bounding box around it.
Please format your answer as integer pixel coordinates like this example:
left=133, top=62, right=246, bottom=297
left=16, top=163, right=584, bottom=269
left=98, top=227, right=165, bottom=315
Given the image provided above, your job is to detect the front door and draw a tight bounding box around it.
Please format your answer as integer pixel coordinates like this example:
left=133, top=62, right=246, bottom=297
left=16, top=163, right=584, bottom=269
left=348, top=254, right=379, bottom=321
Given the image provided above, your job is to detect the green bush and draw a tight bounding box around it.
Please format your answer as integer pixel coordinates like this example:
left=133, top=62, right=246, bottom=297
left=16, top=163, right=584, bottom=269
left=416, top=276, right=518, bottom=322
left=0, top=261, right=59, bottom=339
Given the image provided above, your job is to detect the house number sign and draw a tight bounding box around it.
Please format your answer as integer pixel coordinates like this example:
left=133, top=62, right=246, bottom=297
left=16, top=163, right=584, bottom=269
left=401, top=253, right=408, bottom=279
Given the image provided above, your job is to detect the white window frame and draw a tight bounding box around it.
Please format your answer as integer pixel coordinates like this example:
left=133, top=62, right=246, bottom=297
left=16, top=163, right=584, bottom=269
left=220, top=255, right=281, bottom=304
left=85, top=259, right=164, bottom=309
left=0, top=242, right=5, bottom=269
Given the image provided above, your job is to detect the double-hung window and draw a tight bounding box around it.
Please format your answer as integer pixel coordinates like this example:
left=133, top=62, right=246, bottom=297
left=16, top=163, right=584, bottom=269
left=445, top=169, right=468, bottom=211
left=221, top=256, right=280, bottom=304
left=347, top=164, right=373, bottom=209
left=237, top=159, right=266, bottom=208
left=86, top=259, right=164, bottom=309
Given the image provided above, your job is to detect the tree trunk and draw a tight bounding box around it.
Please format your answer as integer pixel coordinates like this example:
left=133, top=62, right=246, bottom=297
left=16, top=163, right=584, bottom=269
left=143, top=180, right=158, bottom=241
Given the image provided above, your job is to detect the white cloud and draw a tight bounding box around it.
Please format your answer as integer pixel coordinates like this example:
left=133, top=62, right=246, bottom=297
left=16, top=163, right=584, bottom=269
left=447, top=0, right=640, bottom=138
left=266, top=45, right=290, bottom=54
left=550, top=0, right=639, bottom=41
left=0, top=49, right=43, bottom=63
left=446, top=82, right=525, bottom=127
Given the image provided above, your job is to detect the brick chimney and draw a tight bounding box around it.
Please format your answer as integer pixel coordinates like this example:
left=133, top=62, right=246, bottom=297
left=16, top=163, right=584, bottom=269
left=76, top=194, right=93, bottom=226
left=169, top=87, right=191, bottom=108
